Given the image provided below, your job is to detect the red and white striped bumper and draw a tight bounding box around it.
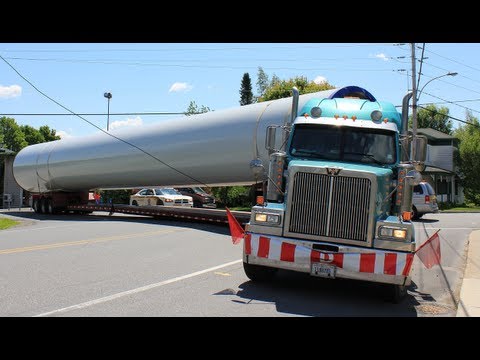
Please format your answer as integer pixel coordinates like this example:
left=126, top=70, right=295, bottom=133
left=244, top=233, right=414, bottom=285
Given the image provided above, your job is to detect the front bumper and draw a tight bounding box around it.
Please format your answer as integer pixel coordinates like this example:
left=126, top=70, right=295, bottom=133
left=243, top=232, right=414, bottom=286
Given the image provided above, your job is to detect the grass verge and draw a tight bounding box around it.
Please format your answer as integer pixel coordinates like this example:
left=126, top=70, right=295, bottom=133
left=0, top=217, right=19, bottom=230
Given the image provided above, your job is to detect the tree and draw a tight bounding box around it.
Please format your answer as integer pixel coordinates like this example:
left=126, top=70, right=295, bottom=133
left=454, top=111, right=480, bottom=205
left=185, top=101, right=211, bottom=116
left=39, top=125, right=61, bottom=142
left=409, top=104, right=453, bottom=135
left=239, top=73, right=254, bottom=106
left=0, top=117, right=27, bottom=152
left=20, top=125, right=45, bottom=145
left=256, top=67, right=269, bottom=97
left=259, top=76, right=335, bottom=102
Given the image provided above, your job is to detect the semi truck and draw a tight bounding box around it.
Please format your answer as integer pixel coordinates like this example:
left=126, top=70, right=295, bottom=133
left=12, top=85, right=425, bottom=301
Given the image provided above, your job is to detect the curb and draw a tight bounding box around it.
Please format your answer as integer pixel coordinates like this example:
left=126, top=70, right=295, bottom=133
left=456, top=230, right=480, bottom=317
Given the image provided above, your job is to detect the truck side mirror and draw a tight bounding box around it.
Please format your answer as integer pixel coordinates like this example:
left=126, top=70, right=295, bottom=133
left=265, top=126, right=277, bottom=153
left=414, top=135, right=428, bottom=171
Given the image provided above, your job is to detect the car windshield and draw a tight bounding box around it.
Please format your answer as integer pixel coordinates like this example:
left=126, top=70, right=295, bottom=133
left=192, top=187, right=208, bottom=194
left=289, top=124, right=396, bottom=165
left=155, top=188, right=180, bottom=196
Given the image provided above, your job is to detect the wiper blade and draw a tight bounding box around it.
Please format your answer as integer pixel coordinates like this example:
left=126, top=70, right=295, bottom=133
left=343, top=152, right=384, bottom=165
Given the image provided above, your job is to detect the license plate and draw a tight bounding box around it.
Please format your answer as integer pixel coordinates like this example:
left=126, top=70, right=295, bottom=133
left=311, top=262, right=336, bottom=279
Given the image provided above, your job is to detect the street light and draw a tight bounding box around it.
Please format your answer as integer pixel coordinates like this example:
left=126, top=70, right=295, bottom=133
left=416, top=72, right=458, bottom=102
left=104, top=92, right=112, bottom=131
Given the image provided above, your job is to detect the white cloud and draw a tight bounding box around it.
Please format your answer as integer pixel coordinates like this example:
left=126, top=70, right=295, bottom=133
left=169, top=82, right=193, bottom=93
left=56, top=130, right=73, bottom=139
left=374, top=53, right=389, bottom=61
left=313, top=76, right=327, bottom=84
left=0, top=84, right=22, bottom=98
left=109, top=116, right=143, bottom=130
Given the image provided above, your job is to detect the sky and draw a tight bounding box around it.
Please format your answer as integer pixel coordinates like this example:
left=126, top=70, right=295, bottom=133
left=1, top=43, right=479, bottom=139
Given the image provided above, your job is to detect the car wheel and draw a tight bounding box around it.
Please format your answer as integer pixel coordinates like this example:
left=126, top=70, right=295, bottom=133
left=157, top=199, right=164, bottom=206
left=243, top=262, right=277, bottom=282
left=132, top=200, right=138, bottom=206
left=193, top=201, right=202, bottom=208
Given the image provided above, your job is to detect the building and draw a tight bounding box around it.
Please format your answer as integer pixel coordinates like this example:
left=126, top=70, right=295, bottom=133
left=1, top=146, right=23, bottom=209
left=417, top=128, right=463, bottom=204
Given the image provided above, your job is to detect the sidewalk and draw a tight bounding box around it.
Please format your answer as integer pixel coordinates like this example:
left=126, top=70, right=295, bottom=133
left=456, top=230, right=480, bottom=317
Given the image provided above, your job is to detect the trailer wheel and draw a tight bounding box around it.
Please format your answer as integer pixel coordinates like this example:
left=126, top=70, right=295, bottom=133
left=33, top=199, right=40, bottom=213
left=243, top=262, right=277, bottom=282
left=47, top=199, right=55, bottom=214
left=40, top=198, right=47, bottom=213
left=132, top=200, right=138, bottom=206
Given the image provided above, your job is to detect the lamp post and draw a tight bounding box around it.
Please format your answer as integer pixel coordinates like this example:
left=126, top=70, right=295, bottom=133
left=104, top=92, right=112, bottom=131
left=411, top=71, right=458, bottom=159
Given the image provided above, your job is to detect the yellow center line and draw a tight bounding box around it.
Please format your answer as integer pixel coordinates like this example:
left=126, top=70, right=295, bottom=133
left=0, top=228, right=182, bottom=255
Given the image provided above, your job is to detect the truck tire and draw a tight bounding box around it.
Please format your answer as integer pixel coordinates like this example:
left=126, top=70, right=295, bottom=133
left=243, top=262, right=277, bottom=282
left=387, top=284, right=408, bottom=304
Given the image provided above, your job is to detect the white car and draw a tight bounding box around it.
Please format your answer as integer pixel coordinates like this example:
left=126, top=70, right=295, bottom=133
left=130, top=188, right=193, bottom=207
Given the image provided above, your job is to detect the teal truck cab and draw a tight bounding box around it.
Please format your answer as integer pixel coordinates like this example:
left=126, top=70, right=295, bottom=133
left=245, top=86, right=426, bottom=302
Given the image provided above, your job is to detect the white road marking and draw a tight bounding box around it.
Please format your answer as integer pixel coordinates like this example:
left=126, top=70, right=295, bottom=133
left=34, top=259, right=242, bottom=317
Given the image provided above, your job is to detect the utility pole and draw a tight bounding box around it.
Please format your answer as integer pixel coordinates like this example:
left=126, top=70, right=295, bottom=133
left=411, top=43, right=417, bottom=161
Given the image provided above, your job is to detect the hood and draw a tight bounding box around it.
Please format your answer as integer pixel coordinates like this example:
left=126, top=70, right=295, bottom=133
left=288, top=159, right=392, bottom=176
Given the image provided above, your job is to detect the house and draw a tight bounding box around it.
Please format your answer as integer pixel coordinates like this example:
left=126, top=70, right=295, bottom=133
left=417, top=128, right=463, bottom=204
left=0, top=146, right=24, bottom=209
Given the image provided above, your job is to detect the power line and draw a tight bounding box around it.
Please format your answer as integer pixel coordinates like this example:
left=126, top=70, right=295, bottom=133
left=0, top=53, right=211, bottom=189
left=417, top=105, right=480, bottom=129
left=420, top=72, right=480, bottom=97
left=2, top=57, right=394, bottom=71
left=0, top=112, right=190, bottom=116
left=423, top=47, right=480, bottom=73
left=419, top=98, right=480, bottom=105
left=0, top=44, right=390, bottom=53
left=422, top=91, right=480, bottom=116
left=421, top=60, right=480, bottom=85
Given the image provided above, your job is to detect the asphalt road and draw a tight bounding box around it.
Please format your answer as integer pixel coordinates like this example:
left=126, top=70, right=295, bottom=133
left=0, top=209, right=478, bottom=317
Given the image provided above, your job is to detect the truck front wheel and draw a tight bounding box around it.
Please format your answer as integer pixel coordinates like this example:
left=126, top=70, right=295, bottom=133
left=387, top=284, right=408, bottom=303
left=243, top=262, right=277, bottom=282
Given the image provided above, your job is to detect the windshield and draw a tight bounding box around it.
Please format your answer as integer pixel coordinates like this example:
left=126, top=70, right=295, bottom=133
left=192, top=187, right=208, bottom=194
left=156, top=188, right=180, bottom=196
left=289, top=124, right=396, bottom=165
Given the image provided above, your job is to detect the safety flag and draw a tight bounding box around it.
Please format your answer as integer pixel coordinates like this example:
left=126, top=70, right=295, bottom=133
left=226, top=207, right=245, bottom=245
left=415, top=230, right=441, bottom=269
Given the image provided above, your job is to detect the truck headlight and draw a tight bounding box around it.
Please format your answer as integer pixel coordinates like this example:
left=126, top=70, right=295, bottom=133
left=254, top=213, right=280, bottom=224
left=379, top=226, right=407, bottom=240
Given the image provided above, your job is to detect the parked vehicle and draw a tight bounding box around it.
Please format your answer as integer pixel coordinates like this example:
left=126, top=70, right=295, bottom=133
left=412, top=181, right=439, bottom=219
left=175, top=187, right=216, bottom=208
left=130, top=188, right=193, bottom=207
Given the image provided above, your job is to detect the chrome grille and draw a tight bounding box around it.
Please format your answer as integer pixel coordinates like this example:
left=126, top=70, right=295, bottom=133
left=288, top=172, right=371, bottom=242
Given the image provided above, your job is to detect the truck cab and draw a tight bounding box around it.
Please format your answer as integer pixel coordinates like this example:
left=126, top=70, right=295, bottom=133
left=244, top=87, right=425, bottom=302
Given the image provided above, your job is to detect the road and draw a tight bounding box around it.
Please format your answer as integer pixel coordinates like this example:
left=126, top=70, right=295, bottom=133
left=0, top=209, right=478, bottom=316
